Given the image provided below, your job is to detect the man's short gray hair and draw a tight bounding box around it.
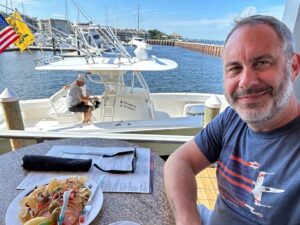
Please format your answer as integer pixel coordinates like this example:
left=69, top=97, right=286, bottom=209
left=224, top=15, right=295, bottom=59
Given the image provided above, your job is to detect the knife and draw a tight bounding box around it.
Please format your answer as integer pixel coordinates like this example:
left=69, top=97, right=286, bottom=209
left=58, top=190, right=72, bottom=225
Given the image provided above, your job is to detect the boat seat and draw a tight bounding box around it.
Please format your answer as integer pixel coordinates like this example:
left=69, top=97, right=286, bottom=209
left=48, top=88, right=81, bottom=122
left=184, top=103, right=205, bottom=117
left=154, top=111, right=170, bottom=119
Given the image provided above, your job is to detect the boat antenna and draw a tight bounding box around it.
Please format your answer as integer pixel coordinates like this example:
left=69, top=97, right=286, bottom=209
left=137, top=0, right=140, bottom=34
left=65, top=0, right=68, bottom=21
left=115, top=1, right=117, bottom=35
left=105, top=4, right=108, bottom=26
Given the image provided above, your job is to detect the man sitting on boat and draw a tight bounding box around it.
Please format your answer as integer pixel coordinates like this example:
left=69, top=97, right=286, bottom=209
left=66, top=74, right=99, bottom=123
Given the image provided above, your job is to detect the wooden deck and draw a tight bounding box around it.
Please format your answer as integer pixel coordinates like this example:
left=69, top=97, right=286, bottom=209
left=196, top=167, right=218, bottom=209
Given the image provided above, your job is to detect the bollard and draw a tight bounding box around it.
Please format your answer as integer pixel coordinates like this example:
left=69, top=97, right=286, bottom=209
left=0, top=88, right=26, bottom=150
left=203, top=95, right=222, bottom=127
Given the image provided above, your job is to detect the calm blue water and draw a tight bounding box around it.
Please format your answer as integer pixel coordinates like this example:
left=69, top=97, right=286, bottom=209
left=0, top=45, right=224, bottom=100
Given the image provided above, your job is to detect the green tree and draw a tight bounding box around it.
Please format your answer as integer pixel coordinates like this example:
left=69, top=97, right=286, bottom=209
left=148, top=29, right=165, bottom=39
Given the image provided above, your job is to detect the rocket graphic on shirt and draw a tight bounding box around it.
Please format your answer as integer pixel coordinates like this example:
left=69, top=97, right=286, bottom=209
left=217, top=154, right=285, bottom=218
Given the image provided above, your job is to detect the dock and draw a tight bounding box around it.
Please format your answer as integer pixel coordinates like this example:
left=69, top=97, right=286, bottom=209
left=5, top=46, right=77, bottom=52
left=147, top=39, right=223, bottom=57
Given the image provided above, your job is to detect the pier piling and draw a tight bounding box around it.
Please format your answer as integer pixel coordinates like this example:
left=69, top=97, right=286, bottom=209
left=146, top=39, right=223, bottom=57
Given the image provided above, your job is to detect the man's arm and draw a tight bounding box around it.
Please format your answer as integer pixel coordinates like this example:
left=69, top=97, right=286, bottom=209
left=164, top=139, right=211, bottom=225
left=79, top=95, right=98, bottom=103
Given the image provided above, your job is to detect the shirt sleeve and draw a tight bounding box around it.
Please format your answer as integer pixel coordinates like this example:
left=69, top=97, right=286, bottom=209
left=194, top=107, right=233, bottom=163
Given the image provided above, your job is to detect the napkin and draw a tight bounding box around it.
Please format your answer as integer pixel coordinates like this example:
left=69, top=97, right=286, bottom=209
left=93, top=149, right=136, bottom=174
left=22, top=155, right=92, bottom=172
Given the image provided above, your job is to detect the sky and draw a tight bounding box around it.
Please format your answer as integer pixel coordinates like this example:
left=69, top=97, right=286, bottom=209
left=0, top=0, right=287, bottom=41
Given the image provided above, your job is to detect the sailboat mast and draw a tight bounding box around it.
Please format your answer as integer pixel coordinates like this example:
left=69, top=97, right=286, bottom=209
left=65, top=0, right=68, bottom=21
left=137, top=0, right=140, bottom=34
left=106, top=4, right=108, bottom=26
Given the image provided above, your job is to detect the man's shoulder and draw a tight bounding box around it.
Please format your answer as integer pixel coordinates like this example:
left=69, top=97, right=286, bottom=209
left=219, top=106, right=242, bottom=124
left=215, top=106, right=247, bottom=137
left=69, top=83, right=81, bottom=91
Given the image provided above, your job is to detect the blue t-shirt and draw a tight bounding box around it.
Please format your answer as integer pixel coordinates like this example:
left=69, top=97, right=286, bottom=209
left=194, top=107, right=300, bottom=225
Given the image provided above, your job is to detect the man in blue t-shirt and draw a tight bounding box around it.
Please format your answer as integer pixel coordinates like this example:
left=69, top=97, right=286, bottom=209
left=164, top=15, right=300, bottom=225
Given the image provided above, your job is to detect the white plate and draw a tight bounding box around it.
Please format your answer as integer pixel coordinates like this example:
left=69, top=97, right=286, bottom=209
left=5, top=176, right=103, bottom=225
left=109, top=221, right=140, bottom=225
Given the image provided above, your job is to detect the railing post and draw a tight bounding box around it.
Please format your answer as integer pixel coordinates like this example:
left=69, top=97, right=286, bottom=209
left=203, top=95, right=222, bottom=127
left=0, top=88, right=27, bottom=150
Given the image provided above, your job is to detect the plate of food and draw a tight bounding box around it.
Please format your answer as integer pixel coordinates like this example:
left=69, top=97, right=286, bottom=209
left=5, top=176, right=103, bottom=225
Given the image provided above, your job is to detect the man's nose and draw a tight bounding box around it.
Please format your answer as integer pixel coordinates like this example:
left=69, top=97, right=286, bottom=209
left=239, top=67, right=259, bottom=89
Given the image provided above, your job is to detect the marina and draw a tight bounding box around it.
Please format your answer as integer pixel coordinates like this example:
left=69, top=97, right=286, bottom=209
left=0, top=42, right=227, bottom=155
left=1, top=0, right=300, bottom=225
left=0, top=2, right=228, bottom=155
left=0, top=1, right=299, bottom=155
left=1, top=0, right=300, bottom=155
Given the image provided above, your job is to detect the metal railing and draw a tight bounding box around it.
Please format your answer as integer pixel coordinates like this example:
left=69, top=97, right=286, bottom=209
left=0, top=129, right=192, bottom=145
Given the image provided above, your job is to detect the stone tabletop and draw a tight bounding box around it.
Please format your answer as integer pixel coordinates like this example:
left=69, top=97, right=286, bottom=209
left=0, top=138, right=175, bottom=225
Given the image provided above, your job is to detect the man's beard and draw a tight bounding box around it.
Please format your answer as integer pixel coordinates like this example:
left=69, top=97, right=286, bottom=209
left=225, top=66, right=294, bottom=124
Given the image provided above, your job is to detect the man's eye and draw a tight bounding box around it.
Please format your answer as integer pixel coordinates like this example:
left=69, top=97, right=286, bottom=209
left=254, top=61, right=271, bottom=69
left=226, top=66, right=241, bottom=74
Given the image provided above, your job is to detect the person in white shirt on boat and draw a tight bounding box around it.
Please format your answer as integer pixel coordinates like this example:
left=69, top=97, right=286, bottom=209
left=164, top=15, right=300, bottom=225
left=66, top=74, right=98, bottom=123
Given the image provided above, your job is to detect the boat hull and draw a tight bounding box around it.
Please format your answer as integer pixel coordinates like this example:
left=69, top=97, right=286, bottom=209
left=0, top=92, right=227, bottom=155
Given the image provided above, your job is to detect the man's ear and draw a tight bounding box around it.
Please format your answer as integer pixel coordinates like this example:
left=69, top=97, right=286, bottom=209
left=291, top=53, right=300, bottom=81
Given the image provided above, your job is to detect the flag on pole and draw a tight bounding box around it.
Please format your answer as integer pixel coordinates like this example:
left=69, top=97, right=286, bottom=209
left=0, top=14, right=19, bottom=54
left=6, top=11, right=35, bottom=52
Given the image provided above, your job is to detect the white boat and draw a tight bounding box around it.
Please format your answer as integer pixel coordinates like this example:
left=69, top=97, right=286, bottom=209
left=0, top=23, right=228, bottom=136
left=128, top=36, right=150, bottom=47
left=18, top=54, right=228, bottom=135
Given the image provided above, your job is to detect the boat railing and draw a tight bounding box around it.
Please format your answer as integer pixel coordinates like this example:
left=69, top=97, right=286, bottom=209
left=34, top=55, right=63, bottom=67
left=93, top=25, right=132, bottom=60
left=0, top=129, right=193, bottom=155
left=0, top=130, right=193, bottom=143
left=50, top=26, right=95, bottom=57
left=134, top=71, right=156, bottom=119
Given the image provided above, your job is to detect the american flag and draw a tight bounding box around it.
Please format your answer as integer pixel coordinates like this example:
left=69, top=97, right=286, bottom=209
left=0, top=14, right=19, bottom=54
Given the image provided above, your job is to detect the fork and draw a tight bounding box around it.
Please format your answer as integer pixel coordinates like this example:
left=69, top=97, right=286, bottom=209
left=80, top=180, right=100, bottom=224
left=80, top=205, right=92, bottom=224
